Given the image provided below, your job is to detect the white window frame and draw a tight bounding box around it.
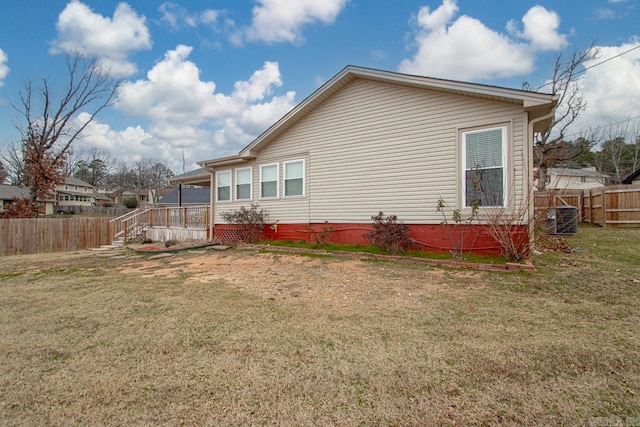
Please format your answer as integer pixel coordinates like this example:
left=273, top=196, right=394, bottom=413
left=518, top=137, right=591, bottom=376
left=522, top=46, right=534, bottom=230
left=461, top=126, right=507, bottom=208
left=283, top=159, right=305, bottom=197
left=259, top=163, right=279, bottom=199
left=235, top=167, right=253, bottom=201
left=216, top=170, right=231, bottom=203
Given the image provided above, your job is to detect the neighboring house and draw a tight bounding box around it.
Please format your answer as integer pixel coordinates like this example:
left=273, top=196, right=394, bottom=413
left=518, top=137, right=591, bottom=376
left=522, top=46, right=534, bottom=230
left=112, top=188, right=173, bottom=207
left=156, top=188, right=211, bottom=207
left=93, top=192, right=112, bottom=206
left=173, top=66, right=557, bottom=255
left=55, top=177, right=96, bottom=207
left=0, top=184, right=54, bottom=214
left=0, top=184, right=31, bottom=212
left=622, top=168, right=640, bottom=185
left=544, top=167, right=608, bottom=190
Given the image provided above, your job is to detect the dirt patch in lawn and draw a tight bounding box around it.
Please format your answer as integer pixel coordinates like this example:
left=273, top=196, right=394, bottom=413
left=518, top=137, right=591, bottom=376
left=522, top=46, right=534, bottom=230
left=118, top=249, right=476, bottom=309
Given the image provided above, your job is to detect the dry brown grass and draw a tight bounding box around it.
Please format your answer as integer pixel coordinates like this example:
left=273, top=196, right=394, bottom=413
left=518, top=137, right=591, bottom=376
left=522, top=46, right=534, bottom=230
left=1, top=225, right=639, bottom=426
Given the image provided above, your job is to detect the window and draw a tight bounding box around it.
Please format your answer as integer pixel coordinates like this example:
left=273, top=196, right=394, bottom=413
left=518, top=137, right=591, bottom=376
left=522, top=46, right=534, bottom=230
left=260, top=163, right=279, bottom=198
left=74, top=186, right=78, bottom=191
left=462, top=126, right=506, bottom=207
left=216, top=170, right=231, bottom=202
left=235, top=167, right=252, bottom=200
left=64, top=185, right=68, bottom=190
left=284, top=160, right=305, bottom=197
left=580, top=176, right=587, bottom=183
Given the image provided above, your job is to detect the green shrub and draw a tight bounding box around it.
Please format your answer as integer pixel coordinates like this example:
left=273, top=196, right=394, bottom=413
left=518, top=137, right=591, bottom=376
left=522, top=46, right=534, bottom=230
left=122, top=197, right=138, bottom=209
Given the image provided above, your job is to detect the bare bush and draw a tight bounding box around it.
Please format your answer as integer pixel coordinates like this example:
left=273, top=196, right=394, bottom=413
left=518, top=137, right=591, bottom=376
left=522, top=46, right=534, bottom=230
left=363, top=212, right=413, bottom=254
left=436, top=198, right=479, bottom=260
left=221, top=203, right=269, bottom=243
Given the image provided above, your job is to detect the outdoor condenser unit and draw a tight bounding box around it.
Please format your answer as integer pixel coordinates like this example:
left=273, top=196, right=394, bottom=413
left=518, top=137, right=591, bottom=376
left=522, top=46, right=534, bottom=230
left=547, top=205, right=578, bottom=235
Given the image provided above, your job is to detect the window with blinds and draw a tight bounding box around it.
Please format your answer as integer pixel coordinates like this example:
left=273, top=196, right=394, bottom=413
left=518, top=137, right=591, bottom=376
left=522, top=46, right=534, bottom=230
left=462, top=127, right=506, bottom=207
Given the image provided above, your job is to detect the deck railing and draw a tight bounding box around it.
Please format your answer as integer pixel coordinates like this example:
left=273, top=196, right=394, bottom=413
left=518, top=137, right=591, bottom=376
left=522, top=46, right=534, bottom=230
left=109, top=205, right=209, bottom=243
left=148, top=205, right=210, bottom=229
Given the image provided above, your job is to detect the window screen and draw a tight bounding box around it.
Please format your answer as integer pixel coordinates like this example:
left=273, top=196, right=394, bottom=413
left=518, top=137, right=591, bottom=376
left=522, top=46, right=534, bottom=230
left=464, top=127, right=505, bottom=207
left=260, top=164, right=278, bottom=198
left=284, top=160, right=304, bottom=197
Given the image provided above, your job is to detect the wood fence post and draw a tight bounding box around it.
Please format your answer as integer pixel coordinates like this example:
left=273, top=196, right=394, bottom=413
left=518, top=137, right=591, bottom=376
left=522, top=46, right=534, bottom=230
left=602, top=189, right=607, bottom=228
left=589, top=189, right=593, bottom=224
left=182, top=207, right=187, bottom=228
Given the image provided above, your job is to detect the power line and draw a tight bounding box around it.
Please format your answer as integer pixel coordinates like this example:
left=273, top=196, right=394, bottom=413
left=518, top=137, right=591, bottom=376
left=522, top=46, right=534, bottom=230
left=563, top=114, right=640, bottom=140
left=580, top=44, right=640, bottom=74
left=535, top=43, right=640, bottom=90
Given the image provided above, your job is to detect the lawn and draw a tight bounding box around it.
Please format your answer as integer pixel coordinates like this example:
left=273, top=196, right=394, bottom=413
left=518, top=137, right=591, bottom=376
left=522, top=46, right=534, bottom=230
left=0, top=224, right=638, bottom=425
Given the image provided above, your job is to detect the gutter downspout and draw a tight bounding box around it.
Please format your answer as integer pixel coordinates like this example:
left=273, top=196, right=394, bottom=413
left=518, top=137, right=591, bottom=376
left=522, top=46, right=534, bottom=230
left=527, top=110, right=556, bottom=253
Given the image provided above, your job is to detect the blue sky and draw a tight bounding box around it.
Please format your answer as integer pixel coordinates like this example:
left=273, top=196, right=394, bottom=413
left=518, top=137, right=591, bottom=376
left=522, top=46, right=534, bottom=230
left=0, top=0, right=638, bottom=173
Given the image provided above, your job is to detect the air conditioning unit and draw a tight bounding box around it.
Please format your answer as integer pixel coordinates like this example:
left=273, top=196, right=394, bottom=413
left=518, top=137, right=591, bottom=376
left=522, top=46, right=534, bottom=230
left=547, top=205, right=578, bottom=235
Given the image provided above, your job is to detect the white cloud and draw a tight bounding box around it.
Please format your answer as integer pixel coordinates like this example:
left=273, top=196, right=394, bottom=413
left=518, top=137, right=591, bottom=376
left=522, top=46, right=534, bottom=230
left=595, top=8, right=617, bottom=20
left=399, top=0, right=567, bottom=81
left=233, top=61, right=282, bottom=102
left=245, top=0, right=347, bottom=44
left=112, top=45, right=297, bottom=168
left=52, top=0, right=151, bottom=77
left=519, top=6, right=568, bottom=50
left=0, top=48, right=9, bottom=86
left=117, top=45, right=225, bottom=124
left=159, top=2, right=222, bottom=30
left=571, top=39, right=640, bottom=135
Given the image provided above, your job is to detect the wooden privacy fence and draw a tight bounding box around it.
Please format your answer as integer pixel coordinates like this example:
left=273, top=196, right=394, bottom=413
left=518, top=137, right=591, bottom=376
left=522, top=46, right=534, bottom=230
left=56, top=205, right=133, bottom=216
left=535, top=185, right=640, bottom=227
left=0, top=217, right=112, bottom=256
left=534, top=190, right=584, bottom=220
left=583, top=185, right=640, bottom=227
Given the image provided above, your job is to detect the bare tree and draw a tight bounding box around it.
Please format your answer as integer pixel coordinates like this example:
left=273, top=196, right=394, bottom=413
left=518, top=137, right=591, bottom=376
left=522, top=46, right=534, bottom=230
left=592, top=118, right=640, bottom=183
left=529, top=43, right=598, bottom=190
left=1, top=142, right=28, bottom=186
left=73, top=148, right=113, bottom=186
left=0, top=160, right=7, bottom=184
left=11, top=53, right=119, bottom=206
left=135, top=159, right=175, bottom=189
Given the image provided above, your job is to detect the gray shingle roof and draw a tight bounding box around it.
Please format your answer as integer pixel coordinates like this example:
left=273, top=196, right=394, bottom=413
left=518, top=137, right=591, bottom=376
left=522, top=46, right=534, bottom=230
left=548, top=168, right=608, bottom=178
left=0, top=185, right=31, bottom=200
left=63, top=177, right=94, bottom=188
left=156, top=188, right=210, bottom=205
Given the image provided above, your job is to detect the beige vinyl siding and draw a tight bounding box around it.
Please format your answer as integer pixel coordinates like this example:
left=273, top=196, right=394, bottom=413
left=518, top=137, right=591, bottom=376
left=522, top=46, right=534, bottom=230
left=217, top=78, right=529, bottom=225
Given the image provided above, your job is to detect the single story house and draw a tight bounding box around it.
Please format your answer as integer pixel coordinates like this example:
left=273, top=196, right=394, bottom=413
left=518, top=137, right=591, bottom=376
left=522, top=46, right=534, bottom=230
left=544, top=167, right=608, bottom=190
left=111, top=188, right=173, bottom=207
left=0, top=184, right=55, bottom=215
left=0, top=184, right=31, bottom=212
left=172, top=66, right=557, bottom=255
left=622, top=168, right=640, bottom=185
